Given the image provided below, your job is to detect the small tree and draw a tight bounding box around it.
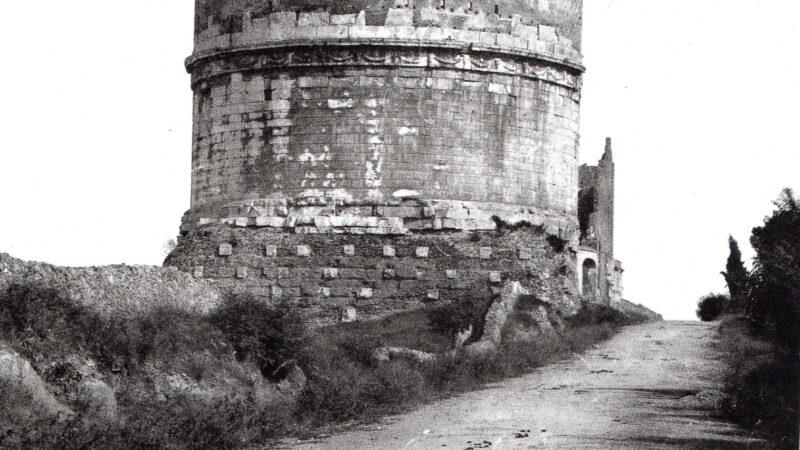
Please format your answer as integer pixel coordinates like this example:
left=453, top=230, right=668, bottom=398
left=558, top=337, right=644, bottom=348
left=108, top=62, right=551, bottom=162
left=721, top=236, right=750, bottom=312
left=696, top=293, right=730, bottom=322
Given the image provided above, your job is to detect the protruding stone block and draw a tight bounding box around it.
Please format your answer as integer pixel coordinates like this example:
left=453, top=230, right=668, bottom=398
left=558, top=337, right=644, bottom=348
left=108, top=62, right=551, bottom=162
left=427, top=289, right=440, bottom=300
left=539, top=25, right=558, bottom=42
left=519, top=247, right=532, bottom=260
left=218, top=243, right=233, bottom=257
left=271, top=285, right=284, bottom=299
left=343, top=244, right=356, bottom=256
left=341, top=306, right=358, bottom=323
left=331, top=14, right=357, bottom=26
left=446, top=270, right=458, bottom=279
left=385, top=9, right=413, bottom=27
left=358, top=288, right=373, bottom=299
left=265, top=245, right=278, bottom=257
left=297, top=245, right=312, bottom=257
left=383, top=269, right=396, bottom=279
left=480, top=247, right=492, bottom=260
left=236, top=267, right=248, bottom=279
left=383, top=245, right=396, bottom=257
left=323, top=268, right=339, bottom=279
left=320, top=287, right=332, bottom=298
left=416, top=246, right=430, bottom=258
left=489, top=271, right=503, bottom=283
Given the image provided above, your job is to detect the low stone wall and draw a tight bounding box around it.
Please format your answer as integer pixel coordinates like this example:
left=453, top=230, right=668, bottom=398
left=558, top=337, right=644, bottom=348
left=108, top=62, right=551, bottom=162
left=612, top=299, right=663, bottom=323
left=0, top=253, right=221, bottom=318
left=166, top=223, right=581, bottom=325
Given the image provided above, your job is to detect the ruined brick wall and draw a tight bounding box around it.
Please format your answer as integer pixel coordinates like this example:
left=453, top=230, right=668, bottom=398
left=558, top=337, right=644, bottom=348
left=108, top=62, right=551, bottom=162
left=166, top=224, right=580, bottom=325
left=168, top=0, right=586, bottom=322
left=578, top=138, right=617, bottom=303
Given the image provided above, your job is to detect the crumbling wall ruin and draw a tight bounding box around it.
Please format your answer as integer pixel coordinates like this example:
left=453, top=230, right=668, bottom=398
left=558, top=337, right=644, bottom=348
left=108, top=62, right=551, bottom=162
left=0, top=254, right=221, bottom=318
left=577, top=138, right=622, bottom=304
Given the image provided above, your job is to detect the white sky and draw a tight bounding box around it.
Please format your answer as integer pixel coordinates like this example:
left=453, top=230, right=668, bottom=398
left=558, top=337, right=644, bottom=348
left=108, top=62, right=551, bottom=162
left=0, top=1, right=797, bottom=320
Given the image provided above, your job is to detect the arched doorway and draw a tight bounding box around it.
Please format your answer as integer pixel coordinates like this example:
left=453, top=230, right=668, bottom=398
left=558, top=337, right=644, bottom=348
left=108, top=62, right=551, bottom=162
left=582, top=258, right=598, bottom=299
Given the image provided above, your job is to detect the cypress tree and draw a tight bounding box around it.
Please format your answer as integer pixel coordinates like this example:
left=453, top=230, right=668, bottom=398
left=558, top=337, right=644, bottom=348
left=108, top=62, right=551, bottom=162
left=721, top=235, right=750, bottom=312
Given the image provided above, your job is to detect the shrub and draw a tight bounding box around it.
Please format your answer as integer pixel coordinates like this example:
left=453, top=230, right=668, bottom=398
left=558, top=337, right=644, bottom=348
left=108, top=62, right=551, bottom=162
left=210, top=294, right=307, bottom=381
left=427, top=295, right=495, bottom=339
left=567, top=302, right=629, bottom=328
left=717, top=317, right=799, bottom=447
left=0, top=283, right=88, bottom=358
left=696, top=293, right=729, bottom=321
left=546, top=235, right=568, bottom=253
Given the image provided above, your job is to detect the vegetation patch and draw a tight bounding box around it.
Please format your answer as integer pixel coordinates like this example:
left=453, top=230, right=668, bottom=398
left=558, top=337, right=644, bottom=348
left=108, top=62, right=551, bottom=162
left=696, top=293, right=730, bottom=322
left=702, top=189, right=799, bottom=448
left=1, top=280, right=646, bottom=448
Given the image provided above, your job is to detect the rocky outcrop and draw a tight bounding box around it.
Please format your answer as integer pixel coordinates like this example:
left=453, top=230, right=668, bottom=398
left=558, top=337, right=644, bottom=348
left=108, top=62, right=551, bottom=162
left=371, top=347, right=436, bottom=364
left=0, top=348, right=74, bottom=425
left=463, top=281, right=564, bottom=355
left=76, top=378, right=117, bottom=423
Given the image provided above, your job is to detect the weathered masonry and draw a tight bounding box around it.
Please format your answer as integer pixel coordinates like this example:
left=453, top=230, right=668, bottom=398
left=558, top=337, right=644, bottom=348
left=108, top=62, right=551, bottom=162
left=577, top=138, right=622, bottom=304
left=167, top=0, right=621, bottom=324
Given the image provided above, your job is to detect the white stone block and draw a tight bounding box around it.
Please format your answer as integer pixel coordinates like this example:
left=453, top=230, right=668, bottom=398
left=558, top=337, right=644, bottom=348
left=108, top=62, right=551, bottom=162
left=297, top=245, right=312, bottom=257
left=385, top=8, right=413, bottom=26
left=416, top=247, right=430, bottom=258
left=323, top=268, right=339, bottom=279
left=219, top=243, right=233, bottom=257
left=383, top=246, right=396, bottom=257
left=331, top=14, right=357, bottom=25
left=341, top=306, right=358, bottom=322
left=538, top=25, right=558, bottom=42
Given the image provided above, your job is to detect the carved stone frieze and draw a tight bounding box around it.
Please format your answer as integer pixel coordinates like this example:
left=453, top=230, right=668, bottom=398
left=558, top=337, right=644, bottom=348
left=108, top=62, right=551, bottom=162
left=189, top=44, right=581, bottom=89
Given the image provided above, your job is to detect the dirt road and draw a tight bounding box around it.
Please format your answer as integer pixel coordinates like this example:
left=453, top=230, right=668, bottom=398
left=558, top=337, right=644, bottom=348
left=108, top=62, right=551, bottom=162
left=287, top=321, right=767, bottom=449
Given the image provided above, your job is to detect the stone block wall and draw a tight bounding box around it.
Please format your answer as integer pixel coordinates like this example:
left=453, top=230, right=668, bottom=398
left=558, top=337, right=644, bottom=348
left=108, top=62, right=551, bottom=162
left=166, top=224, right=580, bottom=325
left=184, top=0, right=585, bottom=237
left=188, top=66, right=580, bottom=227
left=194, top=0, right=584, bottom=51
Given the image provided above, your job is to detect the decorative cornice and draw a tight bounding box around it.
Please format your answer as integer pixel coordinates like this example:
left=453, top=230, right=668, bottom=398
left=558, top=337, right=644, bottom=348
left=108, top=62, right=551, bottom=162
left=186, top=40, right=584, bottom=90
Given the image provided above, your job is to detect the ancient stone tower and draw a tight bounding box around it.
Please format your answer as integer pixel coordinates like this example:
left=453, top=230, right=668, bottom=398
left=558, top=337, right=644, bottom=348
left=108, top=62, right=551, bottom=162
left=168, top=0, right=609, bottom=324
left=578, top=138, right=623, bottom=304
